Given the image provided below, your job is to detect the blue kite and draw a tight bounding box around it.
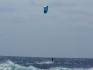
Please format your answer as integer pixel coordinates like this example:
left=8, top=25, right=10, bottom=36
left=44, top=6, right=48, bottom=14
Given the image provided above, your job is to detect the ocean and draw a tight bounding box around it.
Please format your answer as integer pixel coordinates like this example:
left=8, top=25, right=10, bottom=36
left=0, top=56, right=93, bottom=70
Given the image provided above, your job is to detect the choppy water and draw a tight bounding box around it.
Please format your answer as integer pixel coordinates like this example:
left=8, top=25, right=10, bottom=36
left=0, top=56, right=93, bottom=70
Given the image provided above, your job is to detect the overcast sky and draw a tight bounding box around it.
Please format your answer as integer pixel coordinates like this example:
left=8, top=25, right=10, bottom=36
left=0, top=0, right=93, bottom=58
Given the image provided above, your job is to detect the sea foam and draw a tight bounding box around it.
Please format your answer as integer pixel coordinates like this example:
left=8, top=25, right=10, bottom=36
left=0, top=60, right=93, bottom=70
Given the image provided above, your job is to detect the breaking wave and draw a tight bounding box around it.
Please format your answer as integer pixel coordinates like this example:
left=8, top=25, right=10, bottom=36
left=0, top=60, right=93, bottom=70
left=35, top=61, right=54, bottom=64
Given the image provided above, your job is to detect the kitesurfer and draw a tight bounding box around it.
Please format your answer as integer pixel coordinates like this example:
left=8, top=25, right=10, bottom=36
left=52, top=58, right=54, bottom=61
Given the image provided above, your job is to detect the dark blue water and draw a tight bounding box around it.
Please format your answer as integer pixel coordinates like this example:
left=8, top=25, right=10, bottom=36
left=0, top=56, right=93, bottom=70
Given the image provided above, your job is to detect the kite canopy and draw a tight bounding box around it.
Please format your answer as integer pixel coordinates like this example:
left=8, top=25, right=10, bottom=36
left=44, top=6, right=48, bottom=14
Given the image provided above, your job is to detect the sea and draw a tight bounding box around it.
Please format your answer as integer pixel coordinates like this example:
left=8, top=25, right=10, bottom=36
left=0, top=56, right=93, bottom=70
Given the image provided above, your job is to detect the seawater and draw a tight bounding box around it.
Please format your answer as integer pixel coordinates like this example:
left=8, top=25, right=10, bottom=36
left=0, top=56, right=93, bottom=70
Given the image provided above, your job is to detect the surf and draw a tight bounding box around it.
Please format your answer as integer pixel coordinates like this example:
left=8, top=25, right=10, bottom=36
left=0, top=60, right=93, bottom=70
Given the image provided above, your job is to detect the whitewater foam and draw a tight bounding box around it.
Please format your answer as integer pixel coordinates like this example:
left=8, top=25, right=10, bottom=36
left=0, top=60, right=93, bottom=70
left=36, top=61, right=54, bottom=64
left=0, top=60, right=38, bottom=70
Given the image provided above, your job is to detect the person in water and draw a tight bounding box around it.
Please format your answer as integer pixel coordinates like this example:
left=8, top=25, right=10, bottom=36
left=52, top=58, right=54, bottom=61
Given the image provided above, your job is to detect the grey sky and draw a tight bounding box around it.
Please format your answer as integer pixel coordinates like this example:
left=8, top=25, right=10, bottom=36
left=0, top=0, right=93, bottom=58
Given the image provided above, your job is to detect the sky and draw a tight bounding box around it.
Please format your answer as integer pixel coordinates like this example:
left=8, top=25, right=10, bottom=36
left=0, top=0, right=93, bottom=58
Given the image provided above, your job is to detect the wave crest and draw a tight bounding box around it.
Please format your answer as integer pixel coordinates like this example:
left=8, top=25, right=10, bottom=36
left=0, top=60, right=39, bottom=70
left=0, top=60, right=93, bottom=70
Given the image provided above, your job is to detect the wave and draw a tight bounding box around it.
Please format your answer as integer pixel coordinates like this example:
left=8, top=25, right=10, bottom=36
left=35, top=61, right=54, bottom=64
left=50, top=67, right=93, bottom=70
left=0, top=60, right=38, bottom=70
left=0, top=60, right=93, bottom=70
